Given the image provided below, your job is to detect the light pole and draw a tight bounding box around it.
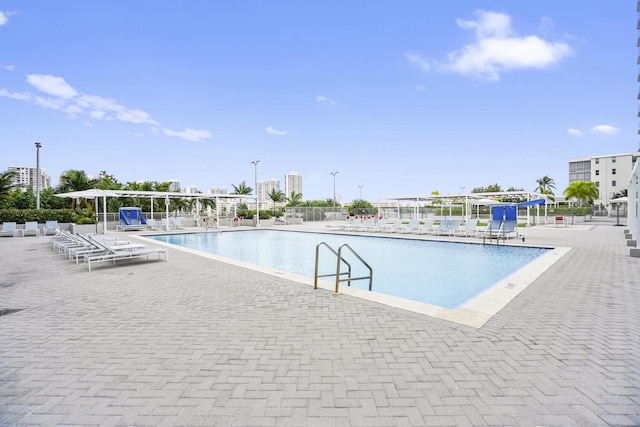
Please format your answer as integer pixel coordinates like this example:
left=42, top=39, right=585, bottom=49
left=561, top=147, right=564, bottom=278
left=358, top=185, right=363, bottom=200
left=460, top=186, right=466, bottom=220
left=35, top=142, right=41, bottom=209
left=330, top=171, right=339, bottom=208
left=251, top=160, right=260, bottom=226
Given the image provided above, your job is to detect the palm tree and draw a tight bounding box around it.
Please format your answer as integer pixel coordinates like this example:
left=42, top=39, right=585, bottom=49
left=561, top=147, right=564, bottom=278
left=285, top=191, right=303, bottom=207
left=268, top=189, right=284, bottom=209
left=231, top=181, right=253, bottom=197
left=535, top=175, right=556, bottom=201
left=57, top=169, right=97, bottom=209
left=563, top=181, right=599, bottom=206
left=0, top=170, right=18, bottom=199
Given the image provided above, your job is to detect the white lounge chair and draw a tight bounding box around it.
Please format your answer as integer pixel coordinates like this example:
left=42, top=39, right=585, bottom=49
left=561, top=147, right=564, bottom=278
left=83, top=235, right=168, bottom=271
left=412, top=219, right=435, bottom=235
left=453, top=219, right=479, bottom=237
left=397, top=218, right=420, bottom=234
left=43, top=221, right=59, bottom=235
left=22, top=221, right=41, bottom=237
left=0, top=222, right=17, bottom=237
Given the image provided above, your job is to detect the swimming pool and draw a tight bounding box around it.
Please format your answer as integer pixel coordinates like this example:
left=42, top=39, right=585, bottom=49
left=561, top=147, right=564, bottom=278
left=147, top=230, right=551, bottom=310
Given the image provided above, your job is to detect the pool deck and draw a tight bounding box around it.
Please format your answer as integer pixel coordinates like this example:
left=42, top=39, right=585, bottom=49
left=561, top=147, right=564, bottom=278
left=1, top=218, right=639, bottom=426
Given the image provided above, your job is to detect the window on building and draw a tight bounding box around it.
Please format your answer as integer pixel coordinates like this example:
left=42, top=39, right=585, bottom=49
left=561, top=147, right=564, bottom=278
left=612, top=180, right=617, bottom=187
left=595, top=170, right=599, bottom=176
left=595, top=181, right=600, bottom=187
left=612, top=156, right=616, bottom=163
left=612, top=168, right=616, bottom=175
left=595, top=158, right=600, bottom=164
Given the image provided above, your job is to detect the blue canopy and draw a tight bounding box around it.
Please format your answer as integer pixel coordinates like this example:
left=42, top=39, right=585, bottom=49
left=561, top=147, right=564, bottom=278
left=517, top=199, right=546, bottom=207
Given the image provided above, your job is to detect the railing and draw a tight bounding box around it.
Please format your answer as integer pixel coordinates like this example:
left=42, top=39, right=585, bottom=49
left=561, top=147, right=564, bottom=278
left=314, top=242, right=373, bottom=295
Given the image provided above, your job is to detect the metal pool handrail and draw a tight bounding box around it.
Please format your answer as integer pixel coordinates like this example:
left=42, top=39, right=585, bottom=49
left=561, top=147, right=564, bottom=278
left=314, top=242, right=373, bottom=295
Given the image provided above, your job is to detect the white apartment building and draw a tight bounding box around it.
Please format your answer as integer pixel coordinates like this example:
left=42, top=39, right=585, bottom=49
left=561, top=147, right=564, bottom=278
left=284, top=171, right=302, bottom=199
left=8, top=166, right=51, bottom=191
left=183, top=185, right=200, bottom=194
left=257, top=179, right=280, bottom=209
left=568, top=152, right=640, bottom=208
left=168, top=180, right=181, bottom=192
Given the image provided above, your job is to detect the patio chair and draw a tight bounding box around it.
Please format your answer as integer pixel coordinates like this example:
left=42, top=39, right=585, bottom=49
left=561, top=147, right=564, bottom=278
left=397, top=218, right=420, bottom=234
left=43, top=221, right=59, bottom=235
left=83, top=235, right=169, bottom=271
left=453, top=219, right=479, bottom=237
left=22, top=221, right=41, bottom=237
left=412, top=218, right=435, bottom=235
left=0, top=222, right=18, bottom=237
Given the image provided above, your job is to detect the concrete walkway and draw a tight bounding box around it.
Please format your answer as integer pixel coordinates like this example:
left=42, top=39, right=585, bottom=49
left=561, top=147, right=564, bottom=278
left=0, top=219, right=639, bottom=426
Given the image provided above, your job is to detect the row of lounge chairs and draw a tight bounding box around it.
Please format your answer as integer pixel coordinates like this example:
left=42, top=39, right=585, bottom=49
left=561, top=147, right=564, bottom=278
left=46, top=228, right=168, bottom=271
left=326, top=218, right=519, bottom=239
left=1, top=221, right=59, bottom=237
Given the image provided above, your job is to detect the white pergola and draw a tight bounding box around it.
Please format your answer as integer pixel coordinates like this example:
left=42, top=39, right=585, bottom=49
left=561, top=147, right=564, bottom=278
left=378, top=191, right=549, bottom=224
left=55, top=189, right=253, bottom=233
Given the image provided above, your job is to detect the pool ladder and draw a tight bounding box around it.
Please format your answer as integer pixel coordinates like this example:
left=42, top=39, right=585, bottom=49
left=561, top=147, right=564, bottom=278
left=314, top=242, right=373, bottom=295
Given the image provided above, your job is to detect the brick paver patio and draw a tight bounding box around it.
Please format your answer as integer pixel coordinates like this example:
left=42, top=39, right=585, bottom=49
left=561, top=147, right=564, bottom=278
left=1, top=219, right=639, bottom=426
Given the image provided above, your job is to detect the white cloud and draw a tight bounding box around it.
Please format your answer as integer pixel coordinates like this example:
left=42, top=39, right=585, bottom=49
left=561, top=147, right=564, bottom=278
left=404, top=52, right=431, bottom=72
left=316, top=95, right=335, bottom=105
left=265, top=126, right=288, bottom=136
left=408, top=10, right=573, bottom=82
left=0, top=11, right=9, bottom=26
left=0, top=73, right=213, bottom=139
left=0, top=64, right=16, bottom=71
left=27, top=74, right=79, bottom=99
left=590, top=125, right=619, bottom=135
left=162, top=128, right=213, bottom=142
left=567, top=128, right=582, bottom=137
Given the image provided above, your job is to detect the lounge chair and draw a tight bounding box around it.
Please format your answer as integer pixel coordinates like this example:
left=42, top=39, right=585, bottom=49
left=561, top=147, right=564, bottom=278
left=397, top=218, right=420, bottom=234
left=439, top=219, right=461, bottom=236
left=453, top=219, right=479, bottom=237
left=22, top=221, right=40, bottom=237
left=478, top=220, right=504, bottom=239
left=146, top=218, right=160, bottom=230
left=499, top=220, right=518, bottom=239
left=412, top=218, right=435, bottom=235
left=433, top=220, right=451, bottom=235
left=43, top=221, right=59, bottom=235
left=83, top=235, right=169, bottom=271
left=0, top=222, right=18, bottom=237
left=356, top=218, right=376, bottom=232
left=70, top=234, right=147, bottom=263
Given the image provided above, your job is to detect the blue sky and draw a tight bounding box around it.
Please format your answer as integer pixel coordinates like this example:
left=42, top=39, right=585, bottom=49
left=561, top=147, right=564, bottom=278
left=0, top=1, right=636, bottom=202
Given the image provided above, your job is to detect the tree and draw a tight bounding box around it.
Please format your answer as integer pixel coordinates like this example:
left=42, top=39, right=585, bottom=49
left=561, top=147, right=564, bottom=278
left=0, top=170, right=18, bottom=207
left=349, top=199, right=374, bottom=216
left=472, top=183, right=502, bottom=193
left=57, top=169, right=97, bottom=209
left=231, top=181, right=253, bottom=196
left=285, top=191, right=303, bottom=207
left=535, top=175, right=556, bottom=201
left=268, top=189, right=284, bottom=209
left=563, top=181, right=599, bottom=206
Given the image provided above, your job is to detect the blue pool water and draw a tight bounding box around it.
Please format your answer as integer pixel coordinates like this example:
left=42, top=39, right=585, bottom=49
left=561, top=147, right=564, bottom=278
left=148, top=230, right=549, bottom=309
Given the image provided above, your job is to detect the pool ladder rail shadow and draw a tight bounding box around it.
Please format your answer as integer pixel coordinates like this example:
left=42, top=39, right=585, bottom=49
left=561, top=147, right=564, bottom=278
left=314, top=242, right=373, bottom=295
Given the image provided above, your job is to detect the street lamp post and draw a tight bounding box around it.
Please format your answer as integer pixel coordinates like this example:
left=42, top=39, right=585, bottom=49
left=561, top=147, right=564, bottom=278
left=35, top=142, right=41, bottom=209
left=251, top=160, right=261, bottom=226
left=358, top=185, right=363, bottom=200
left=330, top=171, right=339, bottom=208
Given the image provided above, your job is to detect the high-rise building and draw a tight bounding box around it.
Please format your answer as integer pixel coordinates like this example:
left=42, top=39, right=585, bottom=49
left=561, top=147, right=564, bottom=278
left=168, top=180, right=180, bottom=191
left=8, top=166, right=51, bottom=191
left=284, top=171, right=302, bottom=199
left=257, top=179, right=280, bottom=207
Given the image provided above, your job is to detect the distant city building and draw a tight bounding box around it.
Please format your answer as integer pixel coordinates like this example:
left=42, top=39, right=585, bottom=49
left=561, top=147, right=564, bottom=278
left=568, top=152, right=640, bottom=208
left=257, top=179, right=280, bottom=208
left=184, top=185, right=200, bottom=194
left=8, top=166, right=51, bottom=191
left=168, top=180, right=180, bottom=191
left=208, top=187, right=228, bottom=195
left=284, top=171, right=302, bottom=198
